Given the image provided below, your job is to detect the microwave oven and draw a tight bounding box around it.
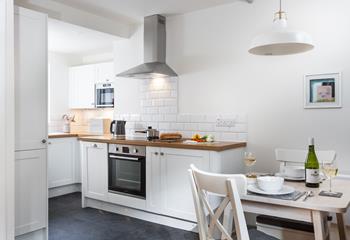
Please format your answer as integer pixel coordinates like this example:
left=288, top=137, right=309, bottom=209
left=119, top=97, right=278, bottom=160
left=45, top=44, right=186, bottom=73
left=95, top=82, right=114, bottom=108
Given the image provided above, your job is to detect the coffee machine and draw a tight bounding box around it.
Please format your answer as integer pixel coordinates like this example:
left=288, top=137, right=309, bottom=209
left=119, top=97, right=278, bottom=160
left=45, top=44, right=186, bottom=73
left=110, top=120, right=126, bottom=139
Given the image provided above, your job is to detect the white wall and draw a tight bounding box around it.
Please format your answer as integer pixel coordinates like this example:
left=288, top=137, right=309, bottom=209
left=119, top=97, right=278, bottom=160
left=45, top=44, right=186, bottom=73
left=113, top=25, right=143, bottom=114
left=165, top=0, right=350, bottom=173
left=48, top=52, right=80, bottom=122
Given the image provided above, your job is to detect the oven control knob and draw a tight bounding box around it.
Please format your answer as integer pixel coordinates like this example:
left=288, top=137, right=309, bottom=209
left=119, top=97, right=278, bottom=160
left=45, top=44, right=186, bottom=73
left=133, top=149, right=138, bottom=154
left=116, top=147, right=119, bottom=152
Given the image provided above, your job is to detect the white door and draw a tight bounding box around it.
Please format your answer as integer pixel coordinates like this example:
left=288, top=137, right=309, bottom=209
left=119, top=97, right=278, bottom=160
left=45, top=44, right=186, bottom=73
left=48, top=138, right=78, bottom=188
left=160, top=148, right=210, bottom=221
left=15, top=149, right=47, bottom=236
left=14, top=7, right=47, bottom=151
left=146, top=147, right=162, bottom=214
left=96, top=62, right=114, bottom=83
left=81, top=142, right=108, bottom=201
left=69, top=64, right=96, bottom=109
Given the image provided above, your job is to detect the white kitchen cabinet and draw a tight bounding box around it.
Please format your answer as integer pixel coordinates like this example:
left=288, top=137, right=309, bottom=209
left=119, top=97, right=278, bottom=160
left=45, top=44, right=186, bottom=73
left=15, top=150, right=47, bottom=236
left=15, top=7, right=48, bottom=239
left=146, top=147, right=210, bottom=221
left=69, top=62, right=113, bottom=109
left=14, top=7, right=47, bottom=151
left=69, top=64, right=96, bottom=109
left=96, top=62, right=114, bottom=83
left=81, top=142, right=108, bottom=202
left=48, top=138, right=79, bottom=188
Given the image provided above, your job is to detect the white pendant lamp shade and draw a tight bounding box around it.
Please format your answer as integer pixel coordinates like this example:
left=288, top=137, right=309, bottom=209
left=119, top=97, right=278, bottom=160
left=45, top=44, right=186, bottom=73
left=249, top=1, right=314, bottom=56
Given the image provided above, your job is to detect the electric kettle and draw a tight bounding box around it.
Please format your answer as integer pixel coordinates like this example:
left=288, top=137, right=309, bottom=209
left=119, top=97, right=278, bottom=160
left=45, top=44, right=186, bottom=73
left=110, top=120, right=126, bottom=138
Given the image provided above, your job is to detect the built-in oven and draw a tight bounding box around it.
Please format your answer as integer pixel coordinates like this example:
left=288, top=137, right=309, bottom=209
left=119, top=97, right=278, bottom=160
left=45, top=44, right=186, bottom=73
left=95, top=82, right=114, bottom=108
left=108, top=144, right=146, bottom=199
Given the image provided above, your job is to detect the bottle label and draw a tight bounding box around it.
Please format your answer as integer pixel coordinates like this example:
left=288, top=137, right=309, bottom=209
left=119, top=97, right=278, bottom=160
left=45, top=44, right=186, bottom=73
left=306, top=169, right=319, bottom=184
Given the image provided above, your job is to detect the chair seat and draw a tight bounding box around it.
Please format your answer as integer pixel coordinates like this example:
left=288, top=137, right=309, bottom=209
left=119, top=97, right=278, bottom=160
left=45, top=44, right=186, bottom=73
left=233, top=228, right=278, bottom=240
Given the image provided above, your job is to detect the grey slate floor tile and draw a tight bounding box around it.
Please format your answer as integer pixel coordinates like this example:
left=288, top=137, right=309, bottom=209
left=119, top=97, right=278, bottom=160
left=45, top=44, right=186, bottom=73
left=49, top=192, right=199, bottom=240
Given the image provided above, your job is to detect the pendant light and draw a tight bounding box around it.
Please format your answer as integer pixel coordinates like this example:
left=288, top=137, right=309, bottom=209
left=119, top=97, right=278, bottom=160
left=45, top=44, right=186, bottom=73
left=249, top=0, right=314, bottom=56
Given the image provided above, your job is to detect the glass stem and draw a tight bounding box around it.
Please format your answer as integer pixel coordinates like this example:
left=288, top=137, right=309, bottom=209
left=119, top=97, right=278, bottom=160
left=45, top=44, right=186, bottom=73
left=329, top=177, right=332, bottom=192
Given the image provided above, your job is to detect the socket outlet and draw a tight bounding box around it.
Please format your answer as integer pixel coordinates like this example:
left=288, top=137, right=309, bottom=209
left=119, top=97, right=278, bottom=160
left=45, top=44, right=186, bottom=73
left=216, top=118, right=236, bottom=128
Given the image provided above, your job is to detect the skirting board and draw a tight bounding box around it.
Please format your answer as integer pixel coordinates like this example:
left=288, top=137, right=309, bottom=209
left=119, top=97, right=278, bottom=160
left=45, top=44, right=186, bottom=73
left=49, top=183, right=81, bottom=198
left=85, top=197, right=198, bottom=232
left=15, top=228, right=47, bottom=240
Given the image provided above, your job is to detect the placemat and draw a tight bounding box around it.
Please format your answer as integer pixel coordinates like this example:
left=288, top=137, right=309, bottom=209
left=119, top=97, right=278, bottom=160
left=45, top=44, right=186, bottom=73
left=247, top=190, right=305, bottom=201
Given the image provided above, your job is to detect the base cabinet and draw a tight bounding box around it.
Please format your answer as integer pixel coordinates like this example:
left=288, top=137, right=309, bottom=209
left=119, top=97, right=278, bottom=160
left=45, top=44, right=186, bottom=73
left=81, top=142, right=108, bottom=202
left=48, top=138, right=79, bottom=188
left=15, top=150, right=47, bottom=236
left=147, top=147, right=210, bottom=222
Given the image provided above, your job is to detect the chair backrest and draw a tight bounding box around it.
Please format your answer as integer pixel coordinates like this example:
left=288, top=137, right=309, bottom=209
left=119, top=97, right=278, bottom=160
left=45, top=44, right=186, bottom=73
left=275, top=148, right=336, bottom=167
left=188, top=164, right=249, bottom=240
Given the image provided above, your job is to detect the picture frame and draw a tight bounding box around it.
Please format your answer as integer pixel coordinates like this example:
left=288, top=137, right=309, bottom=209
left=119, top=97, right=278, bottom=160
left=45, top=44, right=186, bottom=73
left=304, top=72, right=342, bottom=109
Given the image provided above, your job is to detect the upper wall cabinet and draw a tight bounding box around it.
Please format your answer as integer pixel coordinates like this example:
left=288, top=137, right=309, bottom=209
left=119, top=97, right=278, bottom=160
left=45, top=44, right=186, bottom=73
left=69, top=62, right=114, bottom=109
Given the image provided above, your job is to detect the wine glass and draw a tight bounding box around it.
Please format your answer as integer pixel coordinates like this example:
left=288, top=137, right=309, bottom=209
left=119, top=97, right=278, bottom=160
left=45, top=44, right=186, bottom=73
left=244, top=152, right=256, bottom=178
left=322, top=161, right=338, bottom=193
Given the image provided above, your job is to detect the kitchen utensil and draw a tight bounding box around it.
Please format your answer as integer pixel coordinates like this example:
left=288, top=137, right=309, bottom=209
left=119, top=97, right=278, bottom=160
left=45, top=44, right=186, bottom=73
left=303, top=191, right=314, bottom=201
left=135, top=126, right=159, bottom=141
left=247, top=184, right=295, bottom=195
left=110, top=120, right=126, bottom=138
left=257, top=176, right=284, bottom=192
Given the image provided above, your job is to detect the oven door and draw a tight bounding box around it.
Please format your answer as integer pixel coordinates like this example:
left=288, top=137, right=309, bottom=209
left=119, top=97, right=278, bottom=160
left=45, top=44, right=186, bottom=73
left=96, top=87, right=114, bottom=108
left=108, top=153, right=146, bottom=198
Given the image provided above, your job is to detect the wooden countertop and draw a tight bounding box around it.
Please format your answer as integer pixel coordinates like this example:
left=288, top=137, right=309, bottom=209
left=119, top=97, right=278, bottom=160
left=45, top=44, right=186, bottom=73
left=78, top=135, right=246, bottom=152
left=48, top=132, right=93, bottom=138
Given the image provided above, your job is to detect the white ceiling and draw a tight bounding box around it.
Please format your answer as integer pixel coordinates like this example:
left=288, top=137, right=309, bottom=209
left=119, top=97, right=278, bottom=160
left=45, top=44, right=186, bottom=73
left=48, top=19, right=122, bottom=54
left=53, top=0, right=238, bottom=24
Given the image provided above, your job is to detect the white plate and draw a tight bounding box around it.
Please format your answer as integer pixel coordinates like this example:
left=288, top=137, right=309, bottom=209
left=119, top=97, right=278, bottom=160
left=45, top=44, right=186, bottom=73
left=248, top=184, right=295, bottom=195
left=275, top=172, right=305, bottom=181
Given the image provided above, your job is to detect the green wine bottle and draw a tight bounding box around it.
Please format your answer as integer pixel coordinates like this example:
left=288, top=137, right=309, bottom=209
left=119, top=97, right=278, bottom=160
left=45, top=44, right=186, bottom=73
left=305, top=137, right=320, bottom=188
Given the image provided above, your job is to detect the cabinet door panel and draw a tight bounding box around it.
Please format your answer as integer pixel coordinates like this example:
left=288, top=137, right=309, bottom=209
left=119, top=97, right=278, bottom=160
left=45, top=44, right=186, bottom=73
left=161, top=148, right=210, bottom=221
left=146, top=147, right=162, bottom=213
left=14, top=7, right=47, bottom=151
left=96, top=62, right=114, bottom=83
left=15, top=149, right=47, bottom=236
left=81, top=142, right=108, bottom=201
left=69, top=65, right=96, bottom=109
left=48, top=138, right=77, bottom=188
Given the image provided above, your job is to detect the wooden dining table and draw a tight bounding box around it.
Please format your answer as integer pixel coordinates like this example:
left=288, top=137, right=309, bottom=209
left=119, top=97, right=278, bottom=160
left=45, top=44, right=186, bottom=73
left=239, top=178, right=350, bottom=240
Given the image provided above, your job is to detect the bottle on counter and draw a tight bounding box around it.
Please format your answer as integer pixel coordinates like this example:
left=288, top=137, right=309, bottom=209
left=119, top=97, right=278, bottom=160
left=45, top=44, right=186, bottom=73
left=305, top=137, right=320, bottom=188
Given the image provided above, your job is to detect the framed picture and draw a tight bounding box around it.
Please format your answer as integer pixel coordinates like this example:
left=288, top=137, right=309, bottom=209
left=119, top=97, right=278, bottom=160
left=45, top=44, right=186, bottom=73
left=304, top=72, right=342, bottom=109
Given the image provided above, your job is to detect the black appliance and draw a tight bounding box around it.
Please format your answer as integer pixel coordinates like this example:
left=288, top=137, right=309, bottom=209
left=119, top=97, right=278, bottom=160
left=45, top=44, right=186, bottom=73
left=108, top=144, right=146, bottom=199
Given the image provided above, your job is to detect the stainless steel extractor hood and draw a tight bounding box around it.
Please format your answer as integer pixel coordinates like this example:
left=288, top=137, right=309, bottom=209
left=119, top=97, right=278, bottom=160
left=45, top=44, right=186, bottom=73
left=116, top=15, right=178, bottom=79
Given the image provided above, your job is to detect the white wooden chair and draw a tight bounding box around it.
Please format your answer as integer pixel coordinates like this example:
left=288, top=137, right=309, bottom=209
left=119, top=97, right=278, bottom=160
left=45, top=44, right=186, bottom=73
left=275, top=148, right=336, bottom=174
left=189, top=164, right=277, bottom=240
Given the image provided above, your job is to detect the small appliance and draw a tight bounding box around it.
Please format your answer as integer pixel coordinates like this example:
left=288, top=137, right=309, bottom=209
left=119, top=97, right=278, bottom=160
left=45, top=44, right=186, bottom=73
left=95, top=82, right=114, bottom=108
left=110, top=120, right=126, bottom=138
left=135, top=126, right=159, bottom=141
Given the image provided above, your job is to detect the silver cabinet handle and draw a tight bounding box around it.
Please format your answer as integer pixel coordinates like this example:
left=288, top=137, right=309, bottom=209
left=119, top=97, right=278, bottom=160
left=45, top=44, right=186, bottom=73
left=154, top=152, right=159, bottom=155
left=41, top=139, right=47, bottom=144
left=48, top=142, right=51, bottom=145
left=160, top=152, right=164, bottom=156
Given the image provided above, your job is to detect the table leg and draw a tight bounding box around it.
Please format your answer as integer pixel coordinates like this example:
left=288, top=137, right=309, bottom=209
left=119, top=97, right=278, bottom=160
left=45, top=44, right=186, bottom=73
left=336, top=213, right=348, bottom=240
left=312, top=211, right=326, bottom=240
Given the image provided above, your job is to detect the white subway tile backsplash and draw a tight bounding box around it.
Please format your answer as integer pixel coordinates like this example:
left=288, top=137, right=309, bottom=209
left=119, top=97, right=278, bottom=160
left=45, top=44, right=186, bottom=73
left=198, top=123, right=214, bottom=132
left=164, top=114, right=177, bottom=122
left=114, top=77, right=247, bottom=142
left=190, top=114, right=206, bottom=123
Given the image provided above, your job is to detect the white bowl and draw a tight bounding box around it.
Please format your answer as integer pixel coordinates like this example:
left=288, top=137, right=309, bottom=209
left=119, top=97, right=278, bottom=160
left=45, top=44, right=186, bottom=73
left=283, top=166, right=305, bottom=178
left=257, top=176, right=284, bottom=193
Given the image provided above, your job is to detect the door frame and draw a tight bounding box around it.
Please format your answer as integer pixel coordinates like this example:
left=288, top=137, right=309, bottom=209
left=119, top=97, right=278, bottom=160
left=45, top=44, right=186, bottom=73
left=0, top=0, right=15, bottom=239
